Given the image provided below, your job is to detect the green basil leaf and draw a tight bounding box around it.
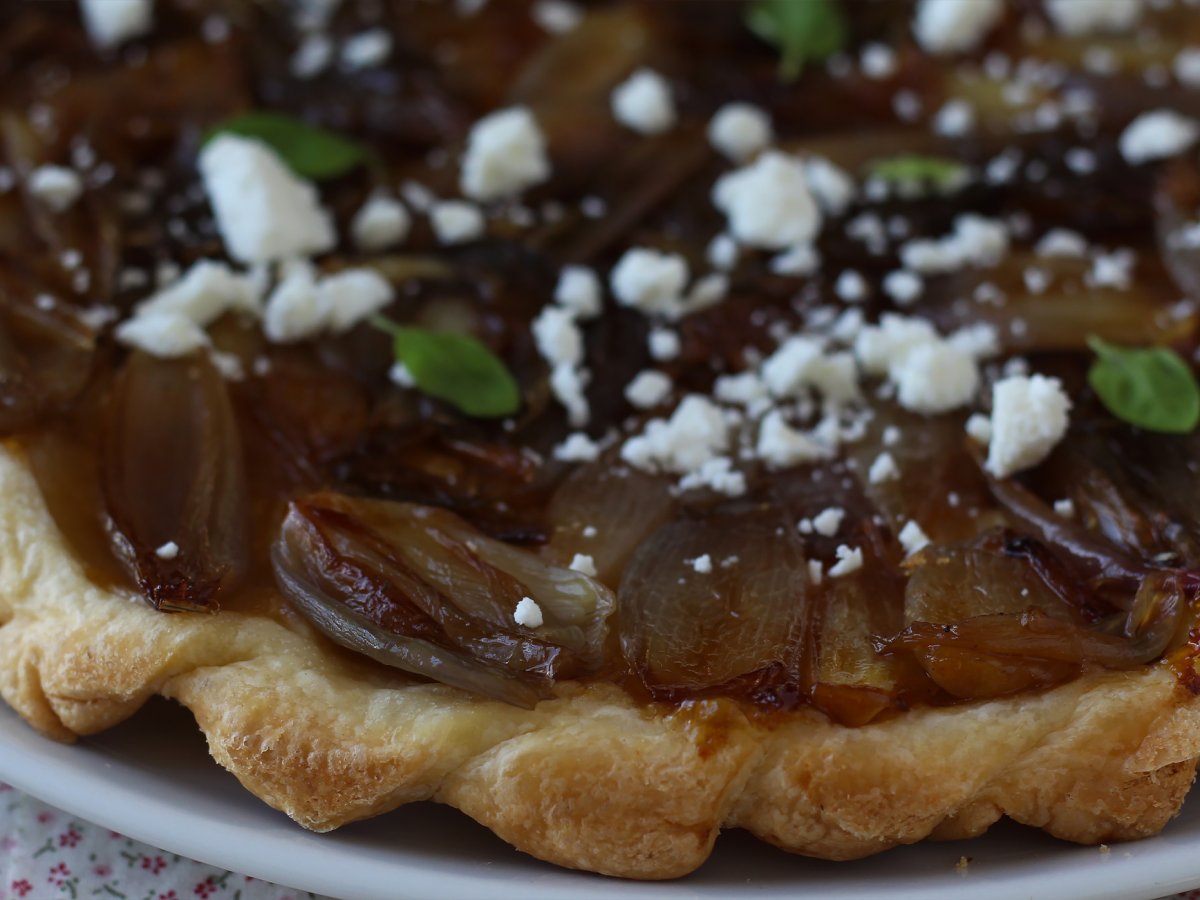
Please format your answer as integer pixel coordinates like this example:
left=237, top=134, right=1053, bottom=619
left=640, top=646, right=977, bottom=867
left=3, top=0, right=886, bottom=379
left=1087, top=336, right=1200, bottom=433
left=372, top=318, right=521, bottom=418
left=207, top=112, right=367, bottom=180
left=866, top=154, right=970, bottom=192
left=745, top=0, right=846, bottom=82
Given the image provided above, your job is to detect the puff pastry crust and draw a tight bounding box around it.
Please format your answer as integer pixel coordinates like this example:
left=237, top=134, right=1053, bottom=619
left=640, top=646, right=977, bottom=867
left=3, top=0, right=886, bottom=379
left=1, top=444, right=1197, bottom=879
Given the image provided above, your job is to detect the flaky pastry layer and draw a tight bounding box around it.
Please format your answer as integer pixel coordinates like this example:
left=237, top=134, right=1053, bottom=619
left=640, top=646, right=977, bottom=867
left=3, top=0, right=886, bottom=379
left=0, top=445, right=1197, bottom=879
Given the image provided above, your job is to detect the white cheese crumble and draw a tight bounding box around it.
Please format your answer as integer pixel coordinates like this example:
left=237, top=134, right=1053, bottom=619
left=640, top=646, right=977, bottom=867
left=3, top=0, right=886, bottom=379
left=320, top=269, right=394, bottom=333
left=532, top=0, right=583, bottom=33
left=868, top=451, right=900, bottom=484
left=553, top=432, right=601, bottom=462
left=532, top=306, right=584, bottom=367
left=882, top=269, right=924, bottom=305
left=812, top=507, right=845, bottom=537
left=807, top=559, right=824, bottom=585
left=611, top=68, right=676, bottom=135
left=1035, top=228, right=1088, bottom=258
left=828, top=544, right=864, bottom=578
left=898, top=520, right=930, bottom=556
left=913, top=0, right=1004, bottom=54
left=625, top=370, right=673, bottom=409
left=713, top=151, right=821, bottom=250
left=1118, top=110, right=1200, bottom=164
left=135, top=259, right=264, bottom=326
left=965, top=412, right=993, bottom=444
left=341, top=28, right=393, bottom=71
left=263, top=263, right=394, bottom=342
left=676, top=456, right=746, bottom=497
left=199, top=135, right=335, bottom=264
left=155, top=540, right=180, bottom=560
left=621, top=394, right=729, bottom=475
left=554, top=266, right=602, bottom=319
left=291, top=33, right=334, bottom=79
left=79, top=0, right=153, bottom=49
left=1044, top=0, right=1142, bottom=36
left=550, top=363, right=591, bottom=426
left=569, top=553, right=597, bottom=576
left=513, top=596, right=544, bottom=628
left=707, top=103, right=773, bottom=162
left=460, top=106, right=550, bottom=201
left=430, top=200, right=485, bottom=244
left=985, top=374, right=1071, bottom=478
left=351, top=193, right=410, bottom=251
left=115, top=312, right=211, bottom=357
left=893, top=341, right=980, bottom=414
left=1174, top=48, right=1200, bottom=88
left=860, top=43, right=898, bottom=79
left=28, top=166, right=83, bottom=212
left=899, top=214, right=1009, bottom=274
left=770, top=243, right=821, bottom=277
left=707, top=233, right=740, bottom=271
left=648, top=328, right=681, bottom=361
left=933, top=99, right=975, bottom=137
left=835, top=270, right=870, bottom=303
left=805, top=157, right=855, bottom=215
left=1054, top=498, right=1076, bottom=518
left=756, top=410, right=834, bottom=468
left=691, top=554, right=714, bottom=574
left=609, top=247, right=688, bottom=316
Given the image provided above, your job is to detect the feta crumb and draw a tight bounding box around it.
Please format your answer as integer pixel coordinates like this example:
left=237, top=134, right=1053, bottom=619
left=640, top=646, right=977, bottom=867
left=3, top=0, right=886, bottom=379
left=199, top=135, right=335, bottom=264
left=621, top=394, right=728, bottom=474
left=986, top=374, right=1071, bottom=478
left=1044, top=0, right=1142, bottom=36
left=1119, top=110, right=1200, bottom=164
left=352, top=193, right=410, bottom=251
left=80, top=0, right=152, bottom=48
left=691, top=554, right=714, bottom=574
left=609, top=247, right=688, bottom=316
left=713, top=151, right=822, bottom=250
left=115, top=312, right=211, bottom=357
left=341, top=28, right=393, bottom=71
left=648, top=328, right=681, bottom=361
left=1054, top=498, right=1076, bottom=518
left=554, top=432, right=601, bottom=462
left=28, top=165, right=83, bottom=212
left=136, top=259, right=263, bottom=326
left=319, top=268, right=394, bottom=333
left=430, top=200, right=485, bottom=244
left=807, top=558, right=824, bottom=585
left=812, top=507, right=845, bottom=537
left=868, top=451, right=900, bottom=484
left=804, top=157, right=855, bottom=215
left=676, top=456, right=747, bottom=496
left=569, top=552, right=597, bottom=576
left=389, top=361, right=416, bottom=387
left=900, top=214, right=1009, bottom=274
left=532, top=306, right=584, bottom=367
left=155, top=540, right=180, bottom=560
left=835, top=269, right=870, bottom=303
left=770, top=243, right=821, bottom=276
left=707, top=103, right=773, bottom=162
left=550, top=362, right=591, bottom=426
left=581, top=525, right=597, bottom=538
left=861, top=43, right=898, bottom=79
left=554, top=266, right=602, bottom=319
left=291, top=33, right=334, bottom=79
left=898, top=520, right=930, bottom=555
left=1174, top=48, right=1200, bottom=88
left=625, top=370, right=673, bottom=409
left=707, top=233, right=740, bottom=271
left=933, top=98, right=975, bottom=137
left=883, top=269, right=924, bottom=305
left=532, top=0, right=583, bottom=33
left=611, top=68, right=676, bottom=135
left=460, top=106, right=550, bottom=201
left=854, top=313, right=939, bottom=377
left=893, top=341, right=980, bottom=414
left=513, top=596, right=544, bottom=628
left=263, top=262, right=322, bottom=343
left=883, top=425, right=902, bottom=446
left=756, top=410, right=834, bottom=468
left=965, top=412, right=993, bottom=444
left=1035, top=228, right=1088, bottom=258
left=913, top=0, right=1004, bottom=54
left=828, top=544, right=864, bottom=578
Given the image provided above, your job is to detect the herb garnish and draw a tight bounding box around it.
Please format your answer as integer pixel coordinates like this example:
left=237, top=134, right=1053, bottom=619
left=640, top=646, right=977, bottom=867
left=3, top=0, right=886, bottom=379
left=207, top=112, right=367, bottom=180
left=745, top=0, right=847, bottom=82
left=371, top=317, right=521, bottom=418
left=1087, top=336, right=1200, bottom=433
left=866, top=154, right=970, bottom=192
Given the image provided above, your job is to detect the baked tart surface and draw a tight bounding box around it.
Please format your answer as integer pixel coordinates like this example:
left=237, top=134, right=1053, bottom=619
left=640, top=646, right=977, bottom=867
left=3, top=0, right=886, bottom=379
left=4, top=0, right=1200, bottom=879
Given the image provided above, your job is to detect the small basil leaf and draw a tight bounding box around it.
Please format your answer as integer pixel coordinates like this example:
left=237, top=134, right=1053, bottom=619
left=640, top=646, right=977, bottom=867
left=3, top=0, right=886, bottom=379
left=745, top=0, right=846, bottom=82
left=373, top=318, right=520, bottom=418
left=207, top=112, right=367, bottom=180
left=866, top=154, right=970, bottom=192
left=1087, top=336, right=1200, bottom=434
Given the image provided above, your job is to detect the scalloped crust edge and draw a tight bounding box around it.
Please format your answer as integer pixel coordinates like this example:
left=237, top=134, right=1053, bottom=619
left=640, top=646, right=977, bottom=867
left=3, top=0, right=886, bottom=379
left=0, top=444, right=1197, bottom=880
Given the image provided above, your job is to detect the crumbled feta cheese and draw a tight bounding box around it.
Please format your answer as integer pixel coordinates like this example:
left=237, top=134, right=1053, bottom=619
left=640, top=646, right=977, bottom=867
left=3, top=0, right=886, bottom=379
left=621, top=394, right=729, bottom=474
left=828, top=544, right=864, bottom=578
left=79, top=0, right=153, bottom=48
left=883, top=269, right=924, bottom=305
left=1044, top=0, right=1142, bottom=36
left=389, top=361, right=416, bottom=387
left=200, top=135, right=335, bottom=264
left=714, top=371, right=768, bottom=408
left=532, top=306, right=584, bottom=367
left=861, top=43, right=898, bottom=79
left=761, top=335, right=824, bottom=396
left=554, top=266, right=602, bottom=319
left=648, top=328, right=681, bottom=361
left=868, top=451, right=900, bottom=484
left=899, top=214, right=1009, bottom=274
left=807, top=558, right=825, bottom=585
left=155, top=540, right=180, bottom=560
left=893, top=341, right=980, bottom=414
left=913, top=0, right=1004, bottom=54
left=609, top=247, right=688, bottom=315
left=341, top=28, right=393, bottom=71
left=986, top=374, right=1071, bottom=478
left=947, top=323, right=1000, bottom=360
left=965, top=412, right=993, bottom=444
left=460, top=107, right=550, bottom=201
left=1088, top=248, right=1135, bottom=290
left=691, top=554, right=714, bottom=574
left=676, top=456, right=747, bottom=496
left=291, top=33, right=334, bottom=79
left=513, top=596, right=544, bottom=628
left=1035, top=228, right=1088, bottom=258
left=713, top=151, right=821, bottom=250
left=1054, top=498, right=1076, bottom=518
left=898, top=520, right=930, bottom=555
left=28, top=165, right=83, bottom=212
left=812, top=507, right=845, bottom=537
left=684, top=273, right=730, bottom=313
left=854, top=314, right=939, bottom=377
left=115, top=312, right=211, bottom=357
left=569, top=552, right=597, bottom=576
left=352, top=193, right=410, bottom=251
left=625, top=370, right=673, bottom=409
left=770, top=243, right=821, bottom=277
left=532, top=0, right=583, bottom=33
left=430, top=200, right=485, bottom=244
left=1119, top=110, right=1200, bottom=164
left=756, top=410, right=834, bottom=468
left=933, top=98, right=975, bottom=137
left=550, top=362, right=590, bottom=426
left=319, top=268, right=394, bottom=333
left=707, top=103, right=772, bottom=162
left=136, top=259, right=263, bottom=326
left=707, top=233, right=740, bottom=271
left=263, top=262, right=322, bottom=343
left=835, top=269, right=870, bottom=303
left=804, top=157, right=855, bottom=215
left=611, top=68, right=676, bottom=135
left=554, top=432, right=601, bottom=462
left=883, top=425, right=902, bottom=447
left=1174, top=48, right=1200, bottom=88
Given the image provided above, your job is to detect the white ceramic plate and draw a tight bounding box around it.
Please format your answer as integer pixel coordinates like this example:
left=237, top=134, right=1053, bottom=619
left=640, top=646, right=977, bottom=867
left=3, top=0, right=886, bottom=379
left=1, top=698, right=1197, bottom=900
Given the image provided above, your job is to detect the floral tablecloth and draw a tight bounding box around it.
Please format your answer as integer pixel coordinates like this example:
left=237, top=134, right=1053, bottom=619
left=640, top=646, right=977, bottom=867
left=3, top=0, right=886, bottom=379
left=0, top=784, right=331, bottom=900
